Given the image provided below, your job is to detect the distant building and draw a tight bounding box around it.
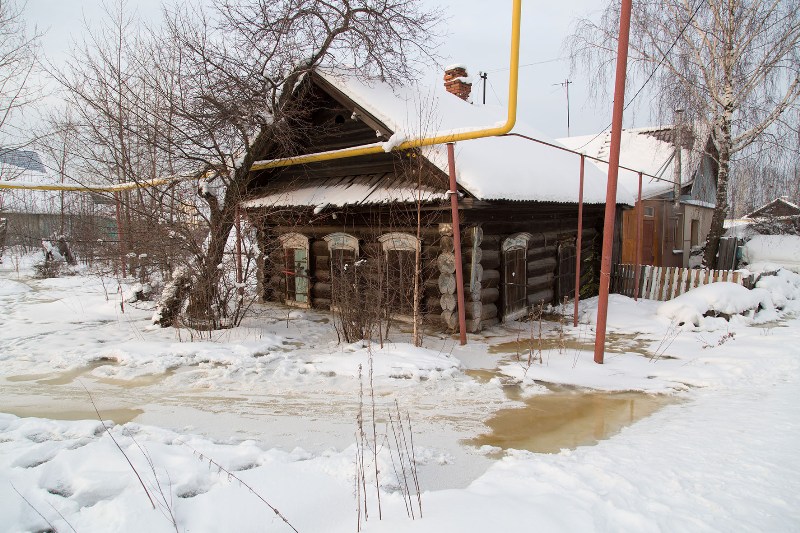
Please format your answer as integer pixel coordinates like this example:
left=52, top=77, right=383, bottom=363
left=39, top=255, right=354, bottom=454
left=559, top=125, right=718, bottom=268
left=744, top=196, right=800, bottom=220
left=0, top=148, right=114, bottom=251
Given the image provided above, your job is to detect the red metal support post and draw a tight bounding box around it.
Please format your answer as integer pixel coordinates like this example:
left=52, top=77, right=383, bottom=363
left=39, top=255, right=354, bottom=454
left=593, top=0, right=633, bottom=364
left=447, top=143, right=467, bottom=345
left=633, top=172, right=643, bottom=300
left=573, top=155, right=585, bottom=327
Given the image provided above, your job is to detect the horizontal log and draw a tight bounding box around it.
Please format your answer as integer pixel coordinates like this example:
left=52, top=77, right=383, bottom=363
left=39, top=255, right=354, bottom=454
left=527, top=273, right=554, bottom=292
left=463, top=246, right=483, bottom=264
left=425, top=296, right=443, bottom=312
left=479, top=234, right=502, bottom=247
left=469, top=287, right=499, bottom=304
left=437, top=252, right=456, bottom=274
left=312, top=282, right=332, bottom=298
left=315, top=269, right=331, bottom=282
left=423, top=245, right=441, bottom=258
left=479, top=249, right=500, bottom=268
left=462, top=226, right=483, bottom=246
left=482, top=269, right=500, bottom=289
left=438, top=273, right=456, bottom=294
left=527, top=289, right=553, bottom=307
left=467, top=318, right=482, bottom=333
left=528, top=257, right=557, bottom=274
left=466, top=263, right=483, bottom=283
left=440, top=293, right=456, bottom=312
left=465, top=302, right=498, bottom=320
left=479, top=317, right=500, bottom=330
left=311, top=241, right=328, bottom=255
left=311, top=298, right=331, bottom=309
left=441, top=310, right=457, bottom=329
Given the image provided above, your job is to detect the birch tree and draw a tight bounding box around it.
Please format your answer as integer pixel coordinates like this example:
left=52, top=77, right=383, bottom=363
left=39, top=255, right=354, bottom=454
left=568, top=0, right=800, bottom=266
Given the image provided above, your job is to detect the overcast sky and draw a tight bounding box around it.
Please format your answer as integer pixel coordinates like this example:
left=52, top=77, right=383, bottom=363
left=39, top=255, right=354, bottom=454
left=21, top=0, right=653, bottom=141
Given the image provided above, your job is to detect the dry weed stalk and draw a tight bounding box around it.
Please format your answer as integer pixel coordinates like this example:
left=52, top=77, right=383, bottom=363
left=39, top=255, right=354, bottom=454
left=387, top=400, right=422, bottom=520
left=650, top=323, right=681, bottom=362
left=181, top=440, right=299, bottom=533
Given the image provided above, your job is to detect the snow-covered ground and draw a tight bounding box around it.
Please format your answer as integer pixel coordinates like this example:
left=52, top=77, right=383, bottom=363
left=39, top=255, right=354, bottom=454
left=1, top=251, right=799, bottom=532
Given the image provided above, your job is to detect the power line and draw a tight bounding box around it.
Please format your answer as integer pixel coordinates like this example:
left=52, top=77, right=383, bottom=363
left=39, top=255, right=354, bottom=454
left=574, top=0, right=707, bottom=152
left=486, top=56, right=565, bottom=73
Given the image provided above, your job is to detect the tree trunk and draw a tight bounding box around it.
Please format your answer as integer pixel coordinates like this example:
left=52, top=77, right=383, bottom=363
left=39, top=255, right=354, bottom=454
left=704, top=115, right=733, bottom=268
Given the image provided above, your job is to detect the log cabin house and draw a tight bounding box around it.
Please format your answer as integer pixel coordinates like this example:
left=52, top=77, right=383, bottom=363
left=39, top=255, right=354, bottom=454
left=560, top=125, right=718, bottom=268
left=242, top=67, right=631, bottom=332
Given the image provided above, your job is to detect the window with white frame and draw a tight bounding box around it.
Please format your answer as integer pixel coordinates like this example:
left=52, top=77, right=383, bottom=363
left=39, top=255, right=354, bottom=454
left=379, top=232, right=420, bottom=315
left=278, top=233, right=310, bottom=305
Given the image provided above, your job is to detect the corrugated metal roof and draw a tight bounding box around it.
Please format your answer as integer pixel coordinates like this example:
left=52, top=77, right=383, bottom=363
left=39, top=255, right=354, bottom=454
left=0, top=148, right=46, bottom=173
left=242, top=173, right=446, bottom=209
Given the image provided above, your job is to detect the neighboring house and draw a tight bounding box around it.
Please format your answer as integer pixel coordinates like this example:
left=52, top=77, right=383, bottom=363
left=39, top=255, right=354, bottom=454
left=559, top=126, right=718, bottom=268
left=0, top=148, right=113, bottom=250
left=242, top=67, right=634, bottom=331
left=744, top=196, right=800, bottom=220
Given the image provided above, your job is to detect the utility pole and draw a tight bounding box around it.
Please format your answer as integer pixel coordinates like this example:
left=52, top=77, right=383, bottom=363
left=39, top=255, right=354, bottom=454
left=593, top=0, right=632, bottom=365
left=479, top=71, right=488, bottom=105
left=553, top=79, right=572, bottom=136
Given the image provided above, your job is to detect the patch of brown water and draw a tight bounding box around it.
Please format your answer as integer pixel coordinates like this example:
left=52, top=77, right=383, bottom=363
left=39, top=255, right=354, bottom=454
left=5, top=359, right=118, bottom=386
left=468, top=388, right=675, bottom=454
left=488, top=332, right=651, bottom=357
left=6, top=405, right=143, bottom=424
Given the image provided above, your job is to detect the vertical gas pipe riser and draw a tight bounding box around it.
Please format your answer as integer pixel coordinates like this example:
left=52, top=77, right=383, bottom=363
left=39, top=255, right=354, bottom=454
left=447, top=143, right=467, bottom=345
left=593, top=0, right=633, bottom=364
left=634, top=172, right=643, bottom=300
left=573, top=155, right=585, bottom=327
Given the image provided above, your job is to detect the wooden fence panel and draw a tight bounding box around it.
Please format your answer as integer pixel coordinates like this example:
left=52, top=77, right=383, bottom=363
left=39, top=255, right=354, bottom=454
left=610, top=263, right=751, bottom=301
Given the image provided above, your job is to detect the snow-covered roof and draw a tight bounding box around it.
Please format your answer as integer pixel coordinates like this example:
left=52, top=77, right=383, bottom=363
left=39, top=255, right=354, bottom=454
left=745, top=196, right=800, bottom=219
left=310, top=70, right=620, bottom=205
left=558, top=125, right=708, bottom=201
left=242, top=173, right=446, bottom=210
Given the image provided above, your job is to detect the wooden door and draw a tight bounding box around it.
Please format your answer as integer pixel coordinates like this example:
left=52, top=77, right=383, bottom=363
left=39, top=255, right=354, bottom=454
left=503, top=247, right=527, bottom=317
left=642, top=219, right=655, bottom=265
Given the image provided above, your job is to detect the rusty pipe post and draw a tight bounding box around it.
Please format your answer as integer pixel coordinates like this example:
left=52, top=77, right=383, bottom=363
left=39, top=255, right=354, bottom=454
left=634, top=172, right=643, bottom=300
left=593, top=0, right=633, bottom=365
left=573, top=155, right=585, bottom=327
left=447, top=143, right=467, bottom=345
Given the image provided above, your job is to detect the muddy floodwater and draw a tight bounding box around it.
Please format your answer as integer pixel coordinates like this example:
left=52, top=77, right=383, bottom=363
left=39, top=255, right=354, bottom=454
left=469, top=386, right=675, bottom=454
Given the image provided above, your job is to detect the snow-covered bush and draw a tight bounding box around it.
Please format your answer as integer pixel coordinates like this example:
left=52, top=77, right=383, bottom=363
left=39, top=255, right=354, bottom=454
left=657, top=282, right=774, bottom=327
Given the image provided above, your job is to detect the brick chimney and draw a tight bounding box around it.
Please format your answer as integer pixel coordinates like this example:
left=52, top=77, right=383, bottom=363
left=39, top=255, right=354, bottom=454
left=443, top=64, right=472, bottom=101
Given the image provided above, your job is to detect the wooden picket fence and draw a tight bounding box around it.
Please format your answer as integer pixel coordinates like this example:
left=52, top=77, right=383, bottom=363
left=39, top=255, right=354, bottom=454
left=611, top=264, right=753, bottom=301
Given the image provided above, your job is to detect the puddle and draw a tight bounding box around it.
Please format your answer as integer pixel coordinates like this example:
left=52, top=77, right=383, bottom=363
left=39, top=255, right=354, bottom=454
left=489, top=332, right=650, bottom=357
left=5, top=406, right=143, bottom=424
left=468, top=389, right=674, bottom=454
left=96, top=368, right=175, bottom=388
left=6, top=359, right=119, bottom=386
